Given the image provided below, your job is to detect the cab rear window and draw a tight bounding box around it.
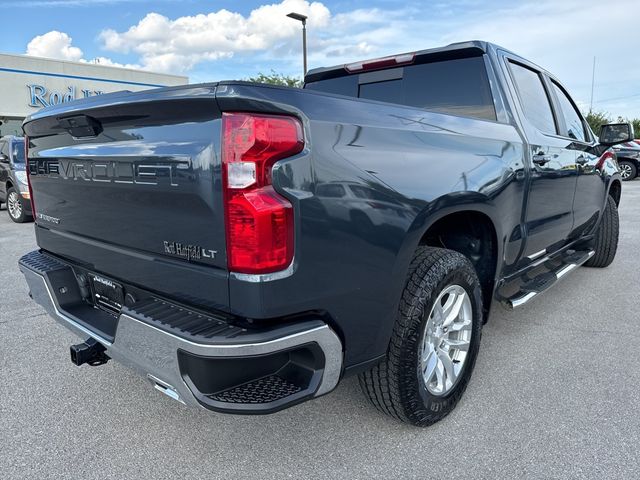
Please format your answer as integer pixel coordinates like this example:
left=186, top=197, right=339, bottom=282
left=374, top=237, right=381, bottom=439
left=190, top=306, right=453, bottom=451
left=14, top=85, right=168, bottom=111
left=305, top=56, right=496, bottom=121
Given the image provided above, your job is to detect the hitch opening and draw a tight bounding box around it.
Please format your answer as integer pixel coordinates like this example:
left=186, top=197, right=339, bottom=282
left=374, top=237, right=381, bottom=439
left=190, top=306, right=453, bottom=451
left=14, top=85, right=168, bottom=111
left=70, top=338, right=110, bottom=367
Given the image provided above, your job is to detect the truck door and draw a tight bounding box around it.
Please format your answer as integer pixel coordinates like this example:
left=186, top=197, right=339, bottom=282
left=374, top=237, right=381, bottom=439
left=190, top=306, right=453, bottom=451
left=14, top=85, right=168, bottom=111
left=504, top=59, right=579, bottom=258
left=546, top=79, right=605, bottom=238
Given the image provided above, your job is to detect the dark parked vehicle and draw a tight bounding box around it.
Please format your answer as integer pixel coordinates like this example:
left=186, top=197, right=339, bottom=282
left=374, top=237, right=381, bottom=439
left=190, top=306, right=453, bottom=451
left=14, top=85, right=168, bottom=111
left=612, top=140, right=640, bottom=180
left=0, top=135, right=32, bottom=223
left=19, top=41, right=631, bottom=426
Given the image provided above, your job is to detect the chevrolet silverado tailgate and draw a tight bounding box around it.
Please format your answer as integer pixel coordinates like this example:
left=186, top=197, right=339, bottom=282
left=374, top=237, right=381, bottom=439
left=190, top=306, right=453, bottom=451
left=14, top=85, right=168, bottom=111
left=22, top=84, right=230, bottom=310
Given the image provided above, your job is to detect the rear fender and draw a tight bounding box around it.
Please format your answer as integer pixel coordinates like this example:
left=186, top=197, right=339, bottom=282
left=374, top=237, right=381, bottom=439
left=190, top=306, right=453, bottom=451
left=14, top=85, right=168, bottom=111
left=380, top=193, right=503, bottom=341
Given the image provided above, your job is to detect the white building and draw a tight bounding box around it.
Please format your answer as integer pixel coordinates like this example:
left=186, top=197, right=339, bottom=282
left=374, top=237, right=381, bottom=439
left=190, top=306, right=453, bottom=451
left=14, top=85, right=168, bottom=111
left=0, top=53, right=187, bottom=137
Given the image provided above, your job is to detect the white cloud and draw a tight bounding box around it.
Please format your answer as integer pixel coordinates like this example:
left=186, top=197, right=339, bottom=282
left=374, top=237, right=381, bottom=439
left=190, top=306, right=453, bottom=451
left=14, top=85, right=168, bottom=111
left=99, top=0, right=331, bottom=74
left=25, top=30, right=142, bottom=70
left=26, top=31, right=84, bottom=62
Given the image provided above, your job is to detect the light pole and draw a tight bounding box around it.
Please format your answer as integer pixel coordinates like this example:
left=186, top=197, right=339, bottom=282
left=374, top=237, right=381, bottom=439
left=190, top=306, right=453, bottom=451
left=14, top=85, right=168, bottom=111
left=589, top=56, right=596, bottom=113
left=286, top=12, right=308, bottom=78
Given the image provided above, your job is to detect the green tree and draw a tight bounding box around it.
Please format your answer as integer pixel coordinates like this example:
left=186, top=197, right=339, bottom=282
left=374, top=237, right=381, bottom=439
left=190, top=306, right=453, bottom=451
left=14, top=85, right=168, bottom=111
left=584, top=110, right=611, bottom=135
left=246, top=70, right=302, bottom=88
left=585, top=110, right=640, bottom=139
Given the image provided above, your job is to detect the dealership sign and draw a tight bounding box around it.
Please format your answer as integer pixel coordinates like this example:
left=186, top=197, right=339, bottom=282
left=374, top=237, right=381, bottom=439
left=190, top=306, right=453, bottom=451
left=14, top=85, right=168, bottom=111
left=27, top=84, right=104, bottom=109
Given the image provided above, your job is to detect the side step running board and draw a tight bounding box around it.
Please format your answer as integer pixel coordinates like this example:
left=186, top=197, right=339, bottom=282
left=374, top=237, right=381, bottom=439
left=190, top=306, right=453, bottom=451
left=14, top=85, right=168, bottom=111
left=503, top=250, right=594, bottom=309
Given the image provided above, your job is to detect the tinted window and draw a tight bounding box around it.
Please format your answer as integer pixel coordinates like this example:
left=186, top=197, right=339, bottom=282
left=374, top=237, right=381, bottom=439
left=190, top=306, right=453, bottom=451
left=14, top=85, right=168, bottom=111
left=359, top=79, right=404, bottom=106
left=307, top=56, right=497, bottom=121
left=509, top=62, right=557, bottom=135
left=402, top=57, right=495, bottom=120
left=551, top=82, right=586, bottom=142
left=11, top=141, right=25, bottom=163
left=305, top=75, right=357, bottom=97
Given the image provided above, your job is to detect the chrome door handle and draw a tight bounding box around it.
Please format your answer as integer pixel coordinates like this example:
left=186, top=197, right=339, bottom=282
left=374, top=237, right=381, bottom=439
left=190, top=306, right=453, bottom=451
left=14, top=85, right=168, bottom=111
left=532, top=153, right=551, bottom=166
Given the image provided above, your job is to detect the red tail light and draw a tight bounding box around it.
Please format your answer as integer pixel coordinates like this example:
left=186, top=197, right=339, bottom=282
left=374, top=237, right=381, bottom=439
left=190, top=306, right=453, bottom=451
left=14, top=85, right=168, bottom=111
left=221, top=113, right=303, bottom=274
left=24, top=136, right=36, bottom=219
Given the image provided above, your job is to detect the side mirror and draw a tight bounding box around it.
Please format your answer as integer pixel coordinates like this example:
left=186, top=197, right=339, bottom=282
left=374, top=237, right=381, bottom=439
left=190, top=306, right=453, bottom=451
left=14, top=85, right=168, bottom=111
left=599, top=122, right=635, bottom=146
left=0, top=154, right=9, bottom=164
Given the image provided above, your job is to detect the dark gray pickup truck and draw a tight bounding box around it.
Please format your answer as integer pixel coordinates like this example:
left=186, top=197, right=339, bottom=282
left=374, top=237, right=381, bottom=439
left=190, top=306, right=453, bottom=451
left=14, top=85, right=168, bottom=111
left=19, top=41, right=632, bottom=426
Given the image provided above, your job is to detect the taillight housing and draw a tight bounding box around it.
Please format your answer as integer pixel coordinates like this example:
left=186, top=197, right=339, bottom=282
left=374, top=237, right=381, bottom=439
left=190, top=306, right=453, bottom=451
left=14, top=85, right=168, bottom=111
left=221, top=112, right=303, bottom=274
left=24, top=136, right=36, bottom=219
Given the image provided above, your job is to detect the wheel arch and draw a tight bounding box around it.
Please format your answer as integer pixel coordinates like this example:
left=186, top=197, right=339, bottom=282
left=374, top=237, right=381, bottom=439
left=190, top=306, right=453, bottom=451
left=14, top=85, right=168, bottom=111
left=416, top=208, right=499, bottom=319
left=389, top=194, right=503, bottom=324
left=608, top=179, right=622, bottom=207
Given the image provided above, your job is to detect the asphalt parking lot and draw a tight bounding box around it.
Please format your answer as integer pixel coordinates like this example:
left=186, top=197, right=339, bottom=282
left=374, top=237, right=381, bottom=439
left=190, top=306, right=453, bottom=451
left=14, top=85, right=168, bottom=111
left=1, top=182, right=639, bottom=480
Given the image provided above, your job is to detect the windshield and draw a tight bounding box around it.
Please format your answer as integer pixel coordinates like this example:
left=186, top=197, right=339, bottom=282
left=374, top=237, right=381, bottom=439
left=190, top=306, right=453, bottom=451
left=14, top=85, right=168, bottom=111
left=11, top=140, right=25, bottom=164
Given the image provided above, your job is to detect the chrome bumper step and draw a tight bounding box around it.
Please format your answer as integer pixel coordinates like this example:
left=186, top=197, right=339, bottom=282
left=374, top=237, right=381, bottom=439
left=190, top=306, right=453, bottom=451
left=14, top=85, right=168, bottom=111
left=19, top=250, right=343, bottom=414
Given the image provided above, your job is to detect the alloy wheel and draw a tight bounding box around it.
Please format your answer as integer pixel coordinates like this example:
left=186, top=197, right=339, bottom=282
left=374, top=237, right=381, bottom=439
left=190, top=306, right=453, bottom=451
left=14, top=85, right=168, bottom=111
left=7, top=191, right=22, bottom=220
left=619, top=163, right=632, bottom=179
left=420, top=285, right=473, bottom=396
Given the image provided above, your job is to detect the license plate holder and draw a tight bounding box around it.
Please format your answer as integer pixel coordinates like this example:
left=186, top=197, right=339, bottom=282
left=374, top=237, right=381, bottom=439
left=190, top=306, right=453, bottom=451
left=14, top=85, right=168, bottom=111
left=90, top=274, right=124, bottom=315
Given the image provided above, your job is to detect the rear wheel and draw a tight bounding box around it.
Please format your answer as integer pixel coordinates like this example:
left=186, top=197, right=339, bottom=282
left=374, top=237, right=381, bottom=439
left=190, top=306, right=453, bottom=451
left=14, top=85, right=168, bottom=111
left=618, top=160, right=637, bottom=181
left=359, top=247, right=483, bottom=426
left=584, top=195, right=619, bottom=268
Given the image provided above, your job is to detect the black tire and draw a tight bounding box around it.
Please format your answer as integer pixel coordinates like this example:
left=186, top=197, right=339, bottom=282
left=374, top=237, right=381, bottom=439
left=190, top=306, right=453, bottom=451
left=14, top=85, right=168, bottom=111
left=584, top=195, right=619, bottom=268
left=618, top=160, right=637, bottom=181
left=358, top=247, right=483, bottom=426
left=6, top=187, right=30, bottom=223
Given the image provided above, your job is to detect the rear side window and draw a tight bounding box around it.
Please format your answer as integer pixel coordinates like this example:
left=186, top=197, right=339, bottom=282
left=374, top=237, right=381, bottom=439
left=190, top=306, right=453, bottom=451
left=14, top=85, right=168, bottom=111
left=551, top=82, right=587, bottom=142
left=306, top=56, right=497, bottom=121
left=508, top=62, right=557, bottom=135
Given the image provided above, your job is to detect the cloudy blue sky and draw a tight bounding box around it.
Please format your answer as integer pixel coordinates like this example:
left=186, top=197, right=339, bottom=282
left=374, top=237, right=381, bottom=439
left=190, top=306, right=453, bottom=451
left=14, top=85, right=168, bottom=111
left=3, top=0, right=639, bottom=118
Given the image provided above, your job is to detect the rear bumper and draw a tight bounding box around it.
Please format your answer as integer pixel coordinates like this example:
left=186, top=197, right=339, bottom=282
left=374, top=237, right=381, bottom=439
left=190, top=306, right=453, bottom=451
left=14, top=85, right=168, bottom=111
left=19, top=250, right=343, bottom=414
